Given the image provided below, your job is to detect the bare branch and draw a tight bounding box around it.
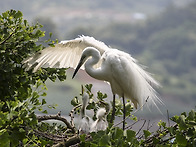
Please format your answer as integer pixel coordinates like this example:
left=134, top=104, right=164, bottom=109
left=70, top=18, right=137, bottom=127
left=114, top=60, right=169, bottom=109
left=167, top=110, right=170, bottom=127
left=125, top=118, right=144, bottom=130
left=52, top=135, right=80, bottom=147
left=37, top=113, right=75, bottom=133
left=146, top=120, right=155, bottom=131
left=0, top=26, right=18, bottom=45
left=0, top=32, right=14, bottom=45
left=33, top=129, right=65, bottom=142
left=143, top=123, right=178, bottom=145
left=114, top=96, right=149, bottom=127
left=132, top=96, right=149, bottom=115
left=136, top=119, right=146, bottom=136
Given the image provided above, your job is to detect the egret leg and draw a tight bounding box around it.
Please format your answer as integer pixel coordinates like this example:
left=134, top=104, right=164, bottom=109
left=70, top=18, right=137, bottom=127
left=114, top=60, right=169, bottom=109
left=110, top=94, right=116, bottom=123
left=122, top=95, right=125, bottom=130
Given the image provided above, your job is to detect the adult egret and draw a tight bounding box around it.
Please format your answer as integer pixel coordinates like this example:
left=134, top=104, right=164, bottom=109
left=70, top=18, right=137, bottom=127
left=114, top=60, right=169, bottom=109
left=23, top=36, right=162, bottom=129
left=90, top=108, right=108, bottom=132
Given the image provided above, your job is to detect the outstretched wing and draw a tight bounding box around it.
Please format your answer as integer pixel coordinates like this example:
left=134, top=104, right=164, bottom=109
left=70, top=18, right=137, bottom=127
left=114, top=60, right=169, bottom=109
left=22, top=36, right=109, bottom=72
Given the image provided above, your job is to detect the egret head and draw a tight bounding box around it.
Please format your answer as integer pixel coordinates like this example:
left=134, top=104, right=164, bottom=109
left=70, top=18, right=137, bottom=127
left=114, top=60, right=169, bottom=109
left=96, top=108, right=107, bottom=120
left=72, top=47, right=99, bottom=79
left=82, top=92, right=89, bottom=108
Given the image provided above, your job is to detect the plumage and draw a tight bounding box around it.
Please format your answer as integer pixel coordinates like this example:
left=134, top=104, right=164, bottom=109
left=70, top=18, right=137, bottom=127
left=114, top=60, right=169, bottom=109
left=101, top=49, right=160, bottom=108
left=23, top=35, right=162, bottom=119
left=76, top=92, right=92, bottom=133
left=90, top=108, right=108, bottom=132
left=22, top=36, right=108, bottom=72
left=72, top=47, right=161, bottom=109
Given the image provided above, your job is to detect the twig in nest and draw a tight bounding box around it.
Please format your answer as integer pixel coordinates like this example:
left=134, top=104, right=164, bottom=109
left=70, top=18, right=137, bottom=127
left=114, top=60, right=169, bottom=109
left=52, top=135, right=80, bottom=147
left=37, top=112, right=75, bottom=133
left=33, top=128, right=66, bottom=142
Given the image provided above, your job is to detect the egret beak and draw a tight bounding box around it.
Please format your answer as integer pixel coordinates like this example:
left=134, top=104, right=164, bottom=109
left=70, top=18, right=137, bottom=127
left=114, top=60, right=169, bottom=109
left=72, top=58, right=84, bottom=79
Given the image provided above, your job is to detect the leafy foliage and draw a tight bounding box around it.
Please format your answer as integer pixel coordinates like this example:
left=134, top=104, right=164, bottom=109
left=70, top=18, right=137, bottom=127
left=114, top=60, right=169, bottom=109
left=72, top=85, right=196, bottom=147
left=0, top=10, right=66, bottom=146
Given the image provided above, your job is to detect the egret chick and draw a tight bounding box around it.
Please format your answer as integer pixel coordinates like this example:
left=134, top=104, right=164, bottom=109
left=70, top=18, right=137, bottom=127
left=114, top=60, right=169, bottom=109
left=77, top=92, right=92, bottom=133
left=90, top=108, right=108, bottom=132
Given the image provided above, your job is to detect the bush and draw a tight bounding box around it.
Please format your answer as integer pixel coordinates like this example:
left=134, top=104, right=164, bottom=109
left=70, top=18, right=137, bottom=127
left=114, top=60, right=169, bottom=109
left=0, top=10, right=66, bottom=146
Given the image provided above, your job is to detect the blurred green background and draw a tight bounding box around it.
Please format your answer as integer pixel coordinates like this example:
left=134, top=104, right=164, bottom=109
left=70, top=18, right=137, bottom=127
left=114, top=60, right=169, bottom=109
left=1, top=0, right=195, bottom=120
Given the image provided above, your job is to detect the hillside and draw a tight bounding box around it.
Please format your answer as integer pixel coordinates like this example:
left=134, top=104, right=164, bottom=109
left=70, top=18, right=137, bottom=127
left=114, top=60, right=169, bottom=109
left=0, top=0, right=192, bottom=37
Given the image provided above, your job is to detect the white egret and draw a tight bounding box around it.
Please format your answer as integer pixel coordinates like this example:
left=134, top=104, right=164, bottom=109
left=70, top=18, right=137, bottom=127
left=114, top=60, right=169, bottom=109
left=23, top=36, right=162, bottom=129
left=76, top=92, right=92, bottom=133
left=90, top=108, right=108, bottom=132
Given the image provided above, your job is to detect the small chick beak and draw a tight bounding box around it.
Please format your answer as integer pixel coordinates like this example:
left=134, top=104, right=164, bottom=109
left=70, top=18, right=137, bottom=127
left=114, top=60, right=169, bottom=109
left=72, top=59, right=84, bottom=79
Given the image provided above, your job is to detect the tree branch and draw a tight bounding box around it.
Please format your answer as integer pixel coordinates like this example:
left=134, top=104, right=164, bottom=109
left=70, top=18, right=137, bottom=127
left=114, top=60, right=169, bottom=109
left=114, top=96, right=149, bottom=128
left=37, top=113, right=75, bottom=133
left=143, top=123, right=178, bottom=145
left=33, top=128, right=66, bottom=142
left=136, top=119, right=146, bottom=136
left=29, top=127, right=81, bottom=146
left=0, top=29, right=16, bottom=45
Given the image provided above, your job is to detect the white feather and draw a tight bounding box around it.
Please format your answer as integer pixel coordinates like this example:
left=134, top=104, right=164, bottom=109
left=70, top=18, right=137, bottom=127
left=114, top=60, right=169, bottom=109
left=90, top=108, right=108, bottom=132
left=22, top=36, right=108, bottom=72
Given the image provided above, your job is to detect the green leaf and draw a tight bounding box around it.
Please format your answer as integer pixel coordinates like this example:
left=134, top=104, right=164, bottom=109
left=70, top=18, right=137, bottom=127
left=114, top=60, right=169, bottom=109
left=85, top=84, right=92, bottom=92
left=89, top=143, right=98, bottom=147
left=152, top=137, right=159, bottom=144
left=80, top=134, right=86, bottom=142
left=35, top=29, right=45, bottom=37
left=15, top=11, right=23, bottom=19
left=125, top=102, right=133, bottom=116
left=143, top=130, right=151, bottom=139
left=48, top=43, right=55, bottom=47
left=171, top=115, right=179, bottom=122
left=97, top=91, right=107, bottom=100
left=99, top=135, right=110, bottom=146
left=168, top=127, right=174, bottom=135
left=113, top=127, right=123, bottom=139
left=176, top=132, right=187, bottom=146
left=179, top=115, right=187, bottom=130
left=126, top=130, right=136, bottom=142
left=2, top=11, right=8, bottom=18
left=41, top=92, right=47, bottom=97
left=188, top=109, right=195, bottom=120
left=71, top=97, right=79, bottom=106
left=49, top=32, right=53, bottom=38
left=42, top=99, right=47, bottom=105
left=0, top=129, right=10, bottom=147
left=24, top=19, right=27, bottom=26
left=158, top=120, right=166, bottom=128
left=0, top=129, right=7, bottom=135
left=42, top=110, right=48, bottom=114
